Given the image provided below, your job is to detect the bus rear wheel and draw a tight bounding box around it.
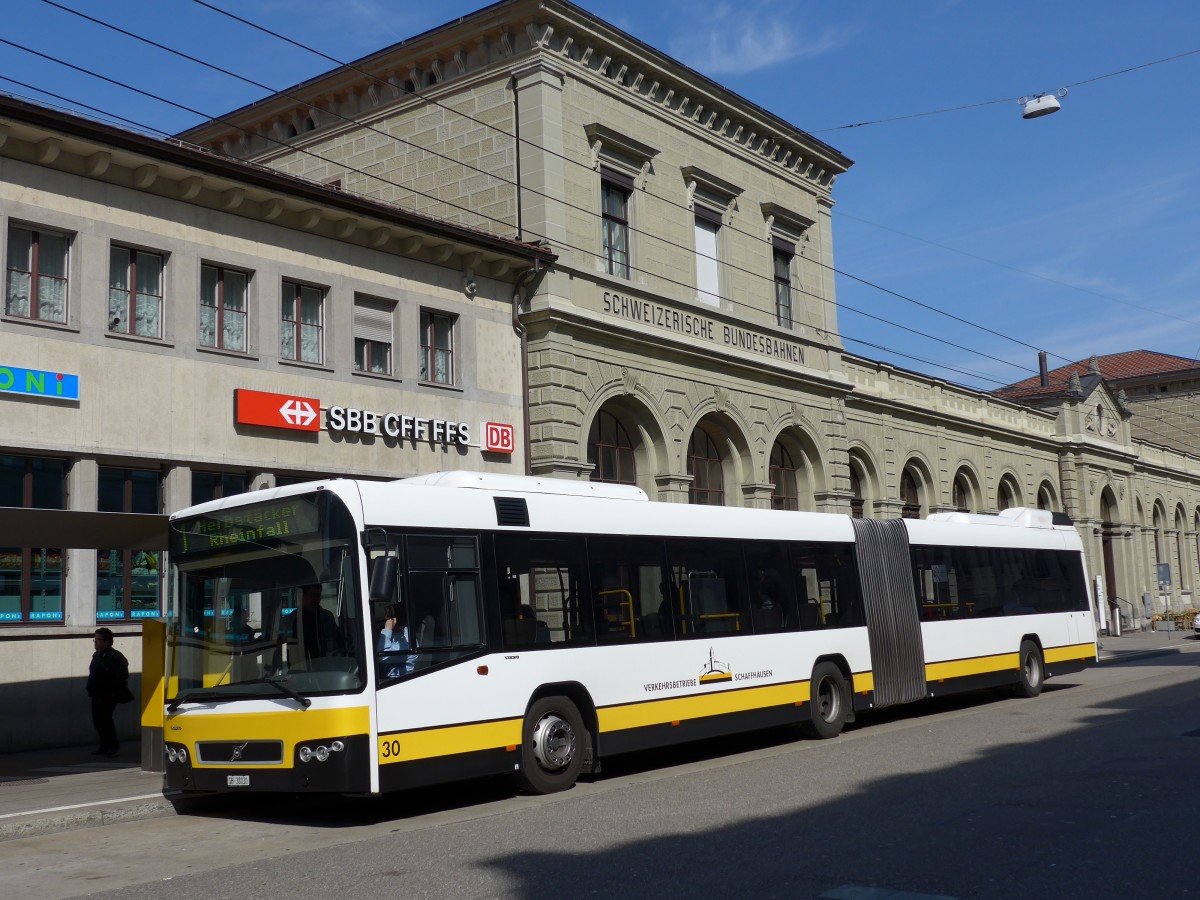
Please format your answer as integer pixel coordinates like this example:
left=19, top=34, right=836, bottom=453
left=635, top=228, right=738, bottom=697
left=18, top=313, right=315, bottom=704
left=803, top=662, right=848, bottom=739
left=514, top=696, right=585, bottom=794
left=1014, top=640, right=1044, bottom=698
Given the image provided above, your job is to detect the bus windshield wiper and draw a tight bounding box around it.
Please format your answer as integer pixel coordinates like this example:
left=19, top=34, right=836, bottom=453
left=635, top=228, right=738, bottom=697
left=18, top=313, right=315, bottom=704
left=253, top=677, right=312, bottom=708
left=167, top=678, right=311, bottom=712
left=167, top=689, right=227, bottom=712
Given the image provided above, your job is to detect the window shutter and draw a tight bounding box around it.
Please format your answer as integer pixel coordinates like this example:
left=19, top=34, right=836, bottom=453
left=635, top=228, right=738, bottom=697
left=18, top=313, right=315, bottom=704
left=353, top=297, right=393, bottom=342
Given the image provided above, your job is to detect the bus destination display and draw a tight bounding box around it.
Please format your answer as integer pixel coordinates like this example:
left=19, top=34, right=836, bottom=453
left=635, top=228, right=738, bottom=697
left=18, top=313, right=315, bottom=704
left=175, top=499, right=319, bottom=554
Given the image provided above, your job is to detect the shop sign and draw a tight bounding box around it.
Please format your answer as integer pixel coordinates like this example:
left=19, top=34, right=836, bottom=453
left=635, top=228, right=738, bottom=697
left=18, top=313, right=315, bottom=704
left=483, top=422, right=515, bottom=454
left=235, top=390, right=515, bottom=454
left=235, top=389, right=321, bottom=433
left=0, top=365, right=79, bottom=401
left=327, top=406, right=470, bottom=446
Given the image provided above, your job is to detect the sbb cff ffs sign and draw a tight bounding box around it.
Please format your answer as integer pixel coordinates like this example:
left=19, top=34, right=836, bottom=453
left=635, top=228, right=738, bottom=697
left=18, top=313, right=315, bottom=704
left=483, top=422, right=515, bottom=454
left=235, top=389, right=320, bottom=433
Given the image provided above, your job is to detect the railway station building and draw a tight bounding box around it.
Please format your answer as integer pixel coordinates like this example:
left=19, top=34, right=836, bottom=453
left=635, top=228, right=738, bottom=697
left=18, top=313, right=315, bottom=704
left=3, top=0, right=1199, bottom=749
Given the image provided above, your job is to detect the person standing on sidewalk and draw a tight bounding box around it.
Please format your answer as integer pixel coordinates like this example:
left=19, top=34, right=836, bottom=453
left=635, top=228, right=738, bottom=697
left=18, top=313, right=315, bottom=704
left=86, top=627, right=130, bottom=757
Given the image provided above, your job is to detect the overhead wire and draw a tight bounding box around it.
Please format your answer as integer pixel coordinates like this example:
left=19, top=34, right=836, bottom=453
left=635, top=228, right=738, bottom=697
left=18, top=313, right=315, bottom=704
left=836, top=211, right=1200, bottom=331
left=84, top=0, right=1200, bottom=376
left=171, top=0, right=1060, bottom=369
left=10, top=8, right=1196, bottom=409
left=0, top=31, right=1037, bottom=386
left=809, top=46, right=1200, bottom=133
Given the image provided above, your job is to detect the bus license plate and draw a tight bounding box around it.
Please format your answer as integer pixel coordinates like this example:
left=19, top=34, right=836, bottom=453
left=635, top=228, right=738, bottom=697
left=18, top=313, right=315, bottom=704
left=226, top=774, right=250, bottom=787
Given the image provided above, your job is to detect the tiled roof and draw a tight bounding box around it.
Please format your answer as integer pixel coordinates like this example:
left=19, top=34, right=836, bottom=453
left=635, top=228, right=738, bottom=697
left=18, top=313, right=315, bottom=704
left=996, top=350, right=1200, bottom=400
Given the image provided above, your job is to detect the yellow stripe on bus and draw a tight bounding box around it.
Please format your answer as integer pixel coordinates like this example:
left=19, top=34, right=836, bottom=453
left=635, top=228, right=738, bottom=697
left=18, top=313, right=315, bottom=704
left=166, top=706, right=370, bottom=768
left=374, top=641, right=1099, bottom=768
left=925, top=641, right=1096, bottom=681
left=378, top=719, right=523, bottom=764
left=1044, top=642, right=1098, bottom=664
left=598, top=681, right=811, bottom=733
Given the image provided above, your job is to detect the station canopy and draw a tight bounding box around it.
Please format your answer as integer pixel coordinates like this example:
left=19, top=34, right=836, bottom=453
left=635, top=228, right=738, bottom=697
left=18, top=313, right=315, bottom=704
left=0, top=508, right=169, bottom=550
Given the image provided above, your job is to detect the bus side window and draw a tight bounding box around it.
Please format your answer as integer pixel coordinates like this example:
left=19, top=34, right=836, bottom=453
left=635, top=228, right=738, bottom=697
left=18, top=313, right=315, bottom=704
left=745, top=543, right=797, bottom=633
left=405, top=534, right=483, bottom=665
left=792, top=543, right=862, bottom=629
left=493, top=534, right=592, bottom=648
left=666, top=539, right=748, bottom=638
left=588, top=537, right=669, bottom=643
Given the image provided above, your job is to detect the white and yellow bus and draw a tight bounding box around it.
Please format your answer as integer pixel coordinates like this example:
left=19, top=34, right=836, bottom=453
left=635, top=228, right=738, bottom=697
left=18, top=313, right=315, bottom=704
left=162, top=471, right=1096, bottom=796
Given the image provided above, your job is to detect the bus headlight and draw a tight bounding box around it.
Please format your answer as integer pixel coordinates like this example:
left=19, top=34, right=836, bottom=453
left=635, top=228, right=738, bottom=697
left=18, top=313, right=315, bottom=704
left=296, top=740, right=346, bottom=763
left=166, top=745, right=188, bottom=764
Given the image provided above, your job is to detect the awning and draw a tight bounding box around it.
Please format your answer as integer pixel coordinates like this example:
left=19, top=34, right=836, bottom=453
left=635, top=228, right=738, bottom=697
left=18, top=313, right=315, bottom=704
left=0, top=508, right=170, bottom=550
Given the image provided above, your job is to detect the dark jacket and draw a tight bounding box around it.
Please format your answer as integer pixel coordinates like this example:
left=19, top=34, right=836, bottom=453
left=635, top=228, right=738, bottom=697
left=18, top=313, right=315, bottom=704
left=87, top=646, right=130, bottom=700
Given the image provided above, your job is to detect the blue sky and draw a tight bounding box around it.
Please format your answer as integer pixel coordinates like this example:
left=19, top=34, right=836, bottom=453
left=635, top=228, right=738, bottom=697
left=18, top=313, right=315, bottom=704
left=5, top=0, right=1199, bottom=390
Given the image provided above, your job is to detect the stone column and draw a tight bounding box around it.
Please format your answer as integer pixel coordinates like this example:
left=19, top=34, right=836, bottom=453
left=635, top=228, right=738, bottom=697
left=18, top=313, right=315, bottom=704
left=66, top=458, right=98, bottom=628
left=654, top=473, right=692, bottom=504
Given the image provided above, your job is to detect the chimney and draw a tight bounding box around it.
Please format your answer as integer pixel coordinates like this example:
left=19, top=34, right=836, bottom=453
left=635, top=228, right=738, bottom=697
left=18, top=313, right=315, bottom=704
left=1038, top=351, right=1049, bottom=387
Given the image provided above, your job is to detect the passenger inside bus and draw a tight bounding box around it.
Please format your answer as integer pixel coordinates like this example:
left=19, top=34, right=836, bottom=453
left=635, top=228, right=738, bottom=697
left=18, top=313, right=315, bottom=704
left=275, top=583, right=342, bottom=672
left=378, top=602, right=414, bottom=677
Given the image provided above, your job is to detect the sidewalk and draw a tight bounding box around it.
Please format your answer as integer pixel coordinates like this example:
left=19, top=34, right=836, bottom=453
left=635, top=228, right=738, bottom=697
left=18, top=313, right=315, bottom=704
left=2, top=630, right=1198, bottom=842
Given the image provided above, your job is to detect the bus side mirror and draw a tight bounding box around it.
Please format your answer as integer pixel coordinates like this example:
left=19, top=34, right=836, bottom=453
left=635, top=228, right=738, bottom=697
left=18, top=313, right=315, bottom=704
left=369, top=557, right=398, bottom=602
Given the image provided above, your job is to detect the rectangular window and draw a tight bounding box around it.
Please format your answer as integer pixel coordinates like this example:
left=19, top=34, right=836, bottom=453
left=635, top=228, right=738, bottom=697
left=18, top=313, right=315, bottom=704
left=353, top=296, right=394, bottom=375
left=910, top=546, right=1089, bottom=621
left=0, top=455, right=65, bottom=623
left=493, top=534, right=592, bottom=648
left=200, top=264, right=248, bottom=352
left=96, top=467, right=162, bottom=622
left=6, top=225, right=69, bottom=323
left=773, top=247, right=794, bottom=329
left=588, top=537, right=669, bottom=643
left=666, top=539, right=748, bottom=638
left=191, top=471, right=249, bottom=506
left=791, top=543, right=863, bottom=629
left=694, top=212, right=721, bottom=307
left=419, top=309, right=454, bottom=384
left=109, top=246, right=164, bottom=338
left=601, top=175, right=631, bottom=279
left=281, top=281, right=323, bottom=364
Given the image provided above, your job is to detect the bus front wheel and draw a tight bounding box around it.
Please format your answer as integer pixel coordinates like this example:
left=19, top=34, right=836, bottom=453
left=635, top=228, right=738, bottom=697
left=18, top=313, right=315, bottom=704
left=514, top=696, right=585, bottom=794
left=1014, top=640, right=1044, bottom=698
left=803, top=662, right=848, bottom=739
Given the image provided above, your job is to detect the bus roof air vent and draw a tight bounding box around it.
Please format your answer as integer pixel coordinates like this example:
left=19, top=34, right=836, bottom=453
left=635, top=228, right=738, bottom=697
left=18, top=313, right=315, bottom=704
left=494, top=496, right=530, bottom=527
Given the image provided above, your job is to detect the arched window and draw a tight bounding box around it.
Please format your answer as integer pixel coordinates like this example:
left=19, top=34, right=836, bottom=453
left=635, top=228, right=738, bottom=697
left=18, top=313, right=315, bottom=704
left=900, top=470, right=920, bottom=519
left=687, top=428, right=724, bottom=506
left=1037, top=485, right=1052, bottom=511
left=849, top=466, right=864, bottom=519
left=997, top=479, right=1017, bottom=511
left=587, top=409, right=636, bottom=485
left=769, top=443, right=798, bottom=511
left=952, top=474, right=971, bottom=512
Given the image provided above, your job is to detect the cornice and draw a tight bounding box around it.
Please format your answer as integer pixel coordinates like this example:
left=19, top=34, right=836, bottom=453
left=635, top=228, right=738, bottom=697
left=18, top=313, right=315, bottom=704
left=0, top=95, right=553, bottom=279
left=177, top=0, right=851, bottom=194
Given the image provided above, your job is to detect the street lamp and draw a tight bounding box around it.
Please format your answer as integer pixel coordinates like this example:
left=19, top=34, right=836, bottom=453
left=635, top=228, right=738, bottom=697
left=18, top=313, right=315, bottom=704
left=1020, top=88, right=1068, bottom=119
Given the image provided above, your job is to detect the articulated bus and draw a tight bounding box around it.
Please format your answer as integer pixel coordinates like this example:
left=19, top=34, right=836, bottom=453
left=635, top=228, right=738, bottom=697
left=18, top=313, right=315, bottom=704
left=162, top=471, right=1097, bottom=796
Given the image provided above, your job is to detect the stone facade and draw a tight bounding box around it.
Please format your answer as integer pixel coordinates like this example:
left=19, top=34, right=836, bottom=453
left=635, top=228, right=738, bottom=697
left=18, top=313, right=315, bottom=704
left=7, top=0, right=1200, bottom=750
left=179, top=0, right=1200, bottom=633
left=0, top=96, right=550, bottom=750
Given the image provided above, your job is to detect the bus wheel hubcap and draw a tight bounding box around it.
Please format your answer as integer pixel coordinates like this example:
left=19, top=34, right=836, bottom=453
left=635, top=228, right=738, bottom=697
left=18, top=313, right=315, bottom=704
left=531, top=714, right=575, bottom=771
left=817, top=678, right=840, bottom=722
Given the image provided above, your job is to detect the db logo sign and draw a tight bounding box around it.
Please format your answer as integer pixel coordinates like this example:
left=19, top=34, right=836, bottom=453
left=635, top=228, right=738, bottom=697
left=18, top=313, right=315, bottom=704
left=483, top=422, right=515, bottom=454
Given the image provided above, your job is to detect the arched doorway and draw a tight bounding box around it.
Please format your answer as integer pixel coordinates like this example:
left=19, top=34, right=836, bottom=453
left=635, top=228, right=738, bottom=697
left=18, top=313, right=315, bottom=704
left=900, top=467, right=923, bottom=519
left=1100, top=488, right=1119, bottom=622
left=687, top=427, right=724, bottom=506
left=769, top=443, right=798, bottom=511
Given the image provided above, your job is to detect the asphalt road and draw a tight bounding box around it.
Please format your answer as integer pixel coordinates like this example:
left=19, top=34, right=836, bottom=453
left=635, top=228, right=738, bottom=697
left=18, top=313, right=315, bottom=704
left=6, top=649, right=1199, bottom=900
